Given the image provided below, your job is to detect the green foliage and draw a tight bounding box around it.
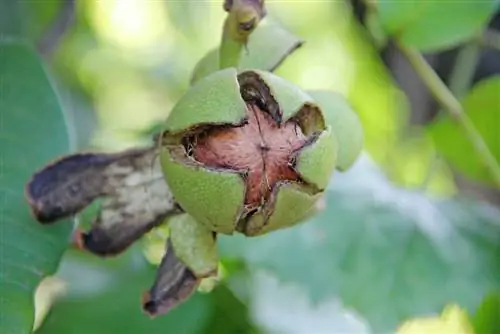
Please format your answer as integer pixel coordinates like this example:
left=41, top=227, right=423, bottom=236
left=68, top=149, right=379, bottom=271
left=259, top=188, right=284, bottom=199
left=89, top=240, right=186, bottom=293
left=0, top=40, right=73, bottom=333
left=0, top=0, right=62, bottom=42
left=431, top=76, right=500, bottom=186
left=377, top=0, right=500, bottom=51
left=0, top=0, right=22, bottom=37
left=219, top=156, right=500, bottom=332
left=18, top=0, right=64, bottom=42
left=472, top=292, right=500, bottom=334
left=36, top=249, right=258, bottom=334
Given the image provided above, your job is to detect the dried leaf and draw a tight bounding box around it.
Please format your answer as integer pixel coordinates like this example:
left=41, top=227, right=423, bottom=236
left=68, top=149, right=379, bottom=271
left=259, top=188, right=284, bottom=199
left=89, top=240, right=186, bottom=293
left=142, top=239, right=202, bottom=317
left=26, top=146, right=182, bottom=256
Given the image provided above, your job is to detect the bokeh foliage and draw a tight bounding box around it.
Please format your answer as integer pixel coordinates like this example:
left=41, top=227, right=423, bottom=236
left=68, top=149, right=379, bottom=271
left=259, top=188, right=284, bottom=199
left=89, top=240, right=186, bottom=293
left=1, top=0, right=500, bottom=333
left=0, top=40, right=73, bottom=334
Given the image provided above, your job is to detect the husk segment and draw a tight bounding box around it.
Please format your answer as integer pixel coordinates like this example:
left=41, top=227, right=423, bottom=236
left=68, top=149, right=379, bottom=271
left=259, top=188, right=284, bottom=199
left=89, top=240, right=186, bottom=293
left=307, top=90, right=364, bottom=171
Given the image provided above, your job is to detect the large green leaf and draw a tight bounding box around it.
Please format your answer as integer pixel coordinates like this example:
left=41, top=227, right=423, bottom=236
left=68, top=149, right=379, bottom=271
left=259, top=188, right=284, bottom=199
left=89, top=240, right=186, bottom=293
left=37, top=248, right=258, bottom=334
left=430, top=76, right=500, bottom=187
left=0, top=0, right=22, bottom=37
left=377, top=0, right=500, bottom=52
left=0, top=40, right=73, bottom=333
left=218, top=155, right=500, bottom=332
left=229, top=270, right=372, bottom=333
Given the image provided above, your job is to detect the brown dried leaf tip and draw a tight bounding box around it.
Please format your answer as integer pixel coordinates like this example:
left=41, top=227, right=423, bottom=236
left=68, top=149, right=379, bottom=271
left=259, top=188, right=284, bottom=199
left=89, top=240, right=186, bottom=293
left=142, top=239, right=201, bottom=317
left=25, top=146, right=181, bottom=256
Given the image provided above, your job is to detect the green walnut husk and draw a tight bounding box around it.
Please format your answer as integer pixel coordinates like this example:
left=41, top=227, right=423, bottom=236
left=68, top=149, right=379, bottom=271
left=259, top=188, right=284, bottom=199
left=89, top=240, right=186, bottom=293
left=307, top=90, right=364, bottom=171
left=159, top=67, right=340, bottom=237
left=169, top=213, right=218, bottom=278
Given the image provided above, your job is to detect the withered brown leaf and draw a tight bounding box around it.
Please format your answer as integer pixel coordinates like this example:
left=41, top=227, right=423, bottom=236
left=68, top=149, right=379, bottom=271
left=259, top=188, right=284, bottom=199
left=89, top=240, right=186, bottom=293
left=25, top=145, right=182, bottom=256
left=142, top=238, right=202, bottom=317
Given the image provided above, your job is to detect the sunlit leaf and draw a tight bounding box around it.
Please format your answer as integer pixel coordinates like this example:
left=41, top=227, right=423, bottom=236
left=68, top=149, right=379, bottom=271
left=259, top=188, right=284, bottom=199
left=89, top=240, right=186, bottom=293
left=430, top=76, right=500, bottom=187
left=0, top=40, right=73, bottom=333
left=219, top=155, right=500, bottom=332
left=377, top=0, right=500, bottom=51
left=383, top=130, right=456, bottom=196
left=396, top=304, right=475, bottom=334
left=472, top=292, right=500, bottom=334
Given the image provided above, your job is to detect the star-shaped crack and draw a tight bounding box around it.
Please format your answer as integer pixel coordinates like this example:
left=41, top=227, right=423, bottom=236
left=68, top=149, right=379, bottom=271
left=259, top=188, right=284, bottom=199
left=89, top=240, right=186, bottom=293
left=192, top=103, right=309, bottom=211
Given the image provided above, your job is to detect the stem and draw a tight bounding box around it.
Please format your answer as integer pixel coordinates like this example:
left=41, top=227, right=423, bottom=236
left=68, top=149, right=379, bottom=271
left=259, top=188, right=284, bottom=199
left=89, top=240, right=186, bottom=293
left=420, top=43, right=480, bottom=190
left=397, top=42, right=500, bottom=187
left=480, top=29, right=500, bottom=52
left=219, top=17, right=245, bottom=69
left=37, top=0, right=76, bottom=58
left=218, top=0, right=266, bottom=69
left=447, top=43, right=480, bottom=99
left=364, top=7, right=387, bottom=50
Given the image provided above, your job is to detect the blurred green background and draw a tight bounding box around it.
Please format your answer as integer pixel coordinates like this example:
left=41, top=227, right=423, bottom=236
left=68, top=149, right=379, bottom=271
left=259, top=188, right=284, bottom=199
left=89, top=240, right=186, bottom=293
left=2, top=0, right=500, bottom=333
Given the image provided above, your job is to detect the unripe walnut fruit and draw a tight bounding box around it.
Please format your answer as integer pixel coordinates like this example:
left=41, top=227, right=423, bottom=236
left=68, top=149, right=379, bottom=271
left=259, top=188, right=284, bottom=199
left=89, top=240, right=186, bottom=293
left=159, top=68, right=338, bottom=236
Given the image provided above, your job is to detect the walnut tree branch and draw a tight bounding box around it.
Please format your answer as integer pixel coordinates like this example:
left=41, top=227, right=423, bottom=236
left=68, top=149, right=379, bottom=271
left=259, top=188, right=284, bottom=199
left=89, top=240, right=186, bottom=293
left=397, top=42, right=500, bottom=187
left=479, top=29, right=500, bottom=52
left=36, top=0, right=76, bottom=57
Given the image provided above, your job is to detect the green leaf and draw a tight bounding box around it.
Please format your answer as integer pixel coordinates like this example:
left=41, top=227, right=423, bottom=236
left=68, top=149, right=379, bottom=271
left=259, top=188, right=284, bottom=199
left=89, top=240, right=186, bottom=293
left=307, top=90, right=364, bottom=171
left=37, top=250, right=212, bottom=334
left=0, top=0, right=22, bottom=37
left=190, top=20, right=303, bottom=85
left=37, top=248, right=257, bottom=334
left=218, top=155, right=500, bottom=332
left=18, top=0, right=64, bottom=42
left=430, top=76, right=500, bottom=187
left=377, top=0, right=500, bottom=51
left=0, top=0, right=65, bottom=43
left=203, top=283, right=263, bottom=334
left=52, top=82, right=98, bottom=150
left=0, top=40, right=73, bottom=333
left=472, top=292, right=500, bottom=334
left=237, top=271, right=371, bottom=333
